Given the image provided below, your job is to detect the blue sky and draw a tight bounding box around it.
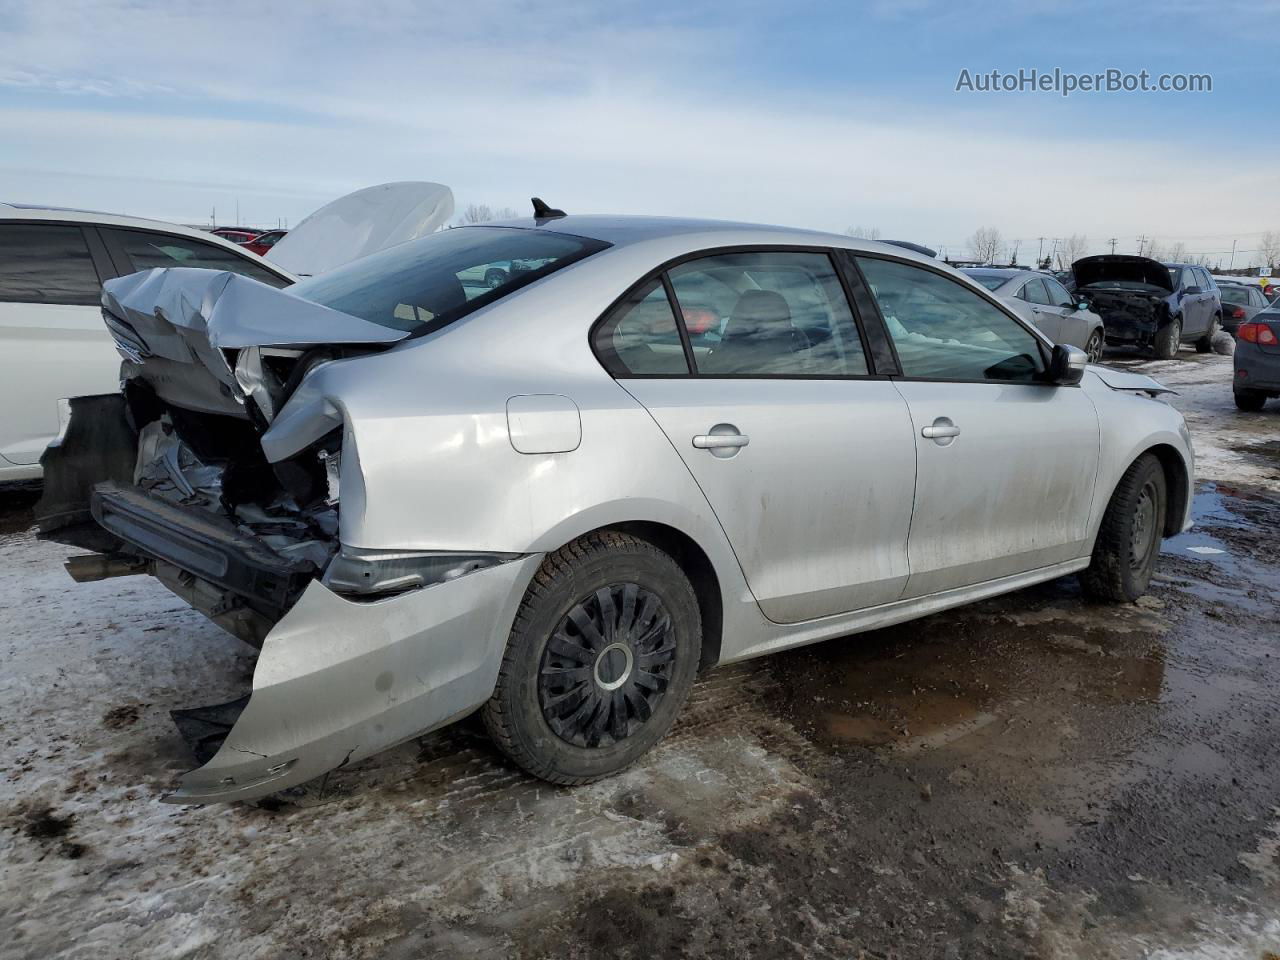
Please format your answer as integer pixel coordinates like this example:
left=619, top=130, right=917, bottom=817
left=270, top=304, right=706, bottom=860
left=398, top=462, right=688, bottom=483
left=2, top=0, right=1278, bottom=263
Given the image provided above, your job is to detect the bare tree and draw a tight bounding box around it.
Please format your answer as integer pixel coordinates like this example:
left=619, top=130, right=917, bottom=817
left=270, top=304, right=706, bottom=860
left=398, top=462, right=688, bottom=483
left=1166, top=241, right=1188, bottom=262
left=1054, top=234, right=1089, bottom=271
left=844, top=225, right=882, bottom=240
left=967, top=226, right=1004, bottom=264
left=460, top=203, right=521, bottom=225
left=1260, top=230, right=1280, bottom=268
left=1145, top=239, right=1166, bottom=261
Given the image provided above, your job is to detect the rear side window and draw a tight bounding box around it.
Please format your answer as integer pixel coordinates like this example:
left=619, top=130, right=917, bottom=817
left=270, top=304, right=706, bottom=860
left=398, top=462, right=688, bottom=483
left=668, top=251, right=869, bottom=376
left=857, top=256, right=1045, bottom=382
left=291, top=226, right=609, bottom=333
left=0, top=224, right=102, bottom=305
left=593, top=279, right=690, bottom=376
left=104, top=228, right=289, bottom=288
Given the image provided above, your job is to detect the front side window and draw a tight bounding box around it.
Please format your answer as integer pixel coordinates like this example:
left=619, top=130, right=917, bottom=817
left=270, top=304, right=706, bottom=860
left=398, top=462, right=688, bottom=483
left=0, top=224, right=102, bottom=305
left=593, top=279, right=690, bottom=376
left=291, top=226, right=608, bottom=333
left=857, top=257, right=1046, bottom=382
left=106, top=229, right=289, bottom=288
left=667, top=251, right=868, bottom=376
left=1043, top=277, right=1075, bottom=307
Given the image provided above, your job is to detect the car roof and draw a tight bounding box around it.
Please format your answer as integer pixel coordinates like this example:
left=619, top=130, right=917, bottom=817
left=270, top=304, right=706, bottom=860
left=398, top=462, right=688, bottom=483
left=0, top=202, right=294, bottom=279
left=475, top=214, right=939, bottom=264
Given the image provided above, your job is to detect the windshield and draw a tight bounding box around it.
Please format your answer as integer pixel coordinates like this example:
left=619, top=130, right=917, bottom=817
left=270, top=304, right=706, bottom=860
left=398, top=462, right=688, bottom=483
left=963, top=271, right=1009, bottom=291
left=289, top=226, right=609, bottom=332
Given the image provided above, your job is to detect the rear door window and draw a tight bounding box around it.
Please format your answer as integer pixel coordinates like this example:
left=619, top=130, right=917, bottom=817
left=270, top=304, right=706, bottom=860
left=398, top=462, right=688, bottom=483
left=1020, top=278, right=1052, bottom=305
left=103, top=228, right=290, bottom=287
left=666, top=251, right=869, bottom=376
left=0, top=223, right=103, bottom=305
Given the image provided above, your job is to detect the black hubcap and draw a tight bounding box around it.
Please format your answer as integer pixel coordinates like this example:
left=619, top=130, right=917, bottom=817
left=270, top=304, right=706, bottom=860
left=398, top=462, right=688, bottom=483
left=538, top=583, right=676, bottom=748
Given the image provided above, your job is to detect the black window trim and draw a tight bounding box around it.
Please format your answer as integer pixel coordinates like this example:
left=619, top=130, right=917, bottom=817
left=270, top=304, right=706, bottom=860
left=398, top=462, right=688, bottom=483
left=589, top=243, right=887, bottom=381
left=847, top=250, right=1066, bottom=388
left=0, top=219, right=109, bottom=306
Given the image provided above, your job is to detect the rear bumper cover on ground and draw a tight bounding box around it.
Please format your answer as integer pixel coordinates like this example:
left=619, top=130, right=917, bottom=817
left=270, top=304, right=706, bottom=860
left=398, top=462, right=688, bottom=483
left=166, top=554, right=541, bottom=803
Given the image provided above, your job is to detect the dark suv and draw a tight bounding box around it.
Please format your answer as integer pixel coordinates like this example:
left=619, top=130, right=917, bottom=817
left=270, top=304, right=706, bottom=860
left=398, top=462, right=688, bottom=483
left=1073, top=256, right=1222, bottom=359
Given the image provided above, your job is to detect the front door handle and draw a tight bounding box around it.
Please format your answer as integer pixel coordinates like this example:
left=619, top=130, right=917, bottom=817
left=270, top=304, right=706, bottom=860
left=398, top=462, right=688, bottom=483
left=693, top=424, right=749, bottom=458
left=921, top=417, right=960, bottom=445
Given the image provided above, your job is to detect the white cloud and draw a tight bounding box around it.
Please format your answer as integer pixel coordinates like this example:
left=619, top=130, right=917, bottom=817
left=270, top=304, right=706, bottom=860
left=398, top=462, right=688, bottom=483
left=0, top=0, right=1272, bottom=254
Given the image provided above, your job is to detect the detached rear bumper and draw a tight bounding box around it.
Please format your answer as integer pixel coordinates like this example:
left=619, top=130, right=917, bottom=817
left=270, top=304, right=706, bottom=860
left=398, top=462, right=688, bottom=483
left=167, top=554, right=540, bottom=803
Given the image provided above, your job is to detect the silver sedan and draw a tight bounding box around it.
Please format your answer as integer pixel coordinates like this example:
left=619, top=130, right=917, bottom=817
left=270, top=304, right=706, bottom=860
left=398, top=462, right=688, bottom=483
left=39, top=213, right=1193, bottom=803
left=963, top=268, right=1106, bottom=362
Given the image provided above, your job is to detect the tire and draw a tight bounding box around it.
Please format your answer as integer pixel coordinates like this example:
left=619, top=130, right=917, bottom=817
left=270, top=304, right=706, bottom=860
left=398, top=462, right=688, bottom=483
left=1152, top=318, right=1181, bottom=360
left=1081, top=454, right=1168, bottom=603
left=1234, top=389, right=1267, bottom=412
left=1084, top=329, right=1104, bottom=363
left=1195, top=315, right=1220, bottom=353
left=482, top=531, right=702, bottom=785
left=484, top=268, right=508, bottom=289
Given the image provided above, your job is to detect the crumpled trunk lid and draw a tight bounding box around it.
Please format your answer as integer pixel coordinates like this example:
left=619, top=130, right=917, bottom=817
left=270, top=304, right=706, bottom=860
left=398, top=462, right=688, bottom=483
left=102, top=267, right=407, bottom=420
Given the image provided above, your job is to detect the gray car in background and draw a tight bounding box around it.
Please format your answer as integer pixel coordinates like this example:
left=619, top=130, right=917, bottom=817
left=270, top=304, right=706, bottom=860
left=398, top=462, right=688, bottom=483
left=962, top=268, right=1106, bottom=361
left=37, top=215, right=1193, bottom=803
left=1216, top=281, right=1270, bottom=336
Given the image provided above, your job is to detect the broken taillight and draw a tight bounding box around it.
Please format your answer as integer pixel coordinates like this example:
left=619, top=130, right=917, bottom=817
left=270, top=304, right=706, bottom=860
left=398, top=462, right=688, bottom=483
left=1238, top=322, right=1279, bottom=345
left=1230, top=306, right=1246, bottom=320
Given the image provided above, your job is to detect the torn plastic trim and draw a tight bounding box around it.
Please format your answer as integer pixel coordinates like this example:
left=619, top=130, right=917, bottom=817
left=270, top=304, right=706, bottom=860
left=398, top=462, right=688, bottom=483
left=164, top=554, right=542, bottom=804
left=322, top=547, right=523, bottom=598
left=1088, top=366, right=1177, bottom=397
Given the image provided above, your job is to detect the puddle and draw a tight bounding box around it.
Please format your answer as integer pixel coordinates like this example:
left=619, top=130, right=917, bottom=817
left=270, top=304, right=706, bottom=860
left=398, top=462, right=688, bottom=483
left=764, top=590, right=1167, bottom=756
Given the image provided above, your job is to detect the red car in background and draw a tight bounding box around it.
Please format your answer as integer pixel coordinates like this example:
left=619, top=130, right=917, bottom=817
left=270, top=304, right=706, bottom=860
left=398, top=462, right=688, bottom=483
left=210, top=227, right=261, bottom=245
left=242, top=229, right=287, bottom=257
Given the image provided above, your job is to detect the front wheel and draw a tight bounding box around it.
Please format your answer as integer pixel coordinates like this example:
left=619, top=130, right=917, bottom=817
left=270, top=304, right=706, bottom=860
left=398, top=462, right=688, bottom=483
left=1152, top=318, right=1181, bottom=360
left=1195, top=316, right=1220, bottom=353
left=1081, top=454, right=1167, bottom=603
left=483, top=531, right=702, bottom=784
left=1084, top=329, right=1105, bottom=363
left=1234, top=389, right=1267, bottom=412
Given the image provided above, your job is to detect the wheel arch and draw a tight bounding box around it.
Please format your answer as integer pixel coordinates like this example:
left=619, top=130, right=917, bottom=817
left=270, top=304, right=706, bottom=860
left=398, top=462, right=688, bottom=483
left=1144, top=442, right=1192, bottom=536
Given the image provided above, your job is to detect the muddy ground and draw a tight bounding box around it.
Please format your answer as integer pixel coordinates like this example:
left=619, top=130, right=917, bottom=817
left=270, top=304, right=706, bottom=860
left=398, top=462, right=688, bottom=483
left=1, top=350, right=1278, bottom=959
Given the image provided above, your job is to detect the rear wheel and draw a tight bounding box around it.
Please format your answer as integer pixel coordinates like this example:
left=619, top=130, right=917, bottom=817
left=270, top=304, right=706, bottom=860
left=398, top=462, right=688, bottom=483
left=1153, top=318, right=1181, bottom=360
left=1084, top=329, right=1104, bottom=363
left=483, top=531, right=701, bottom=784
left=1195, top=315, right=1220, bottom=353
left=1234, top=389, right=1267, bottom=412
left=1081, top=454, right=1167, bottom=603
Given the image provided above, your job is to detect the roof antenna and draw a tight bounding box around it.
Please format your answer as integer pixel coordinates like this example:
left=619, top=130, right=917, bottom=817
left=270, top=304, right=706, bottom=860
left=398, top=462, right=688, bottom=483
left=531, top=197, right=566, bottom=220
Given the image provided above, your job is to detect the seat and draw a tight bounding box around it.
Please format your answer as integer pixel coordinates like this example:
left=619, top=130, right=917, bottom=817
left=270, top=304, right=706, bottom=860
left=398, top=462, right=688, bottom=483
left=702, top=290, right=808, bottom=374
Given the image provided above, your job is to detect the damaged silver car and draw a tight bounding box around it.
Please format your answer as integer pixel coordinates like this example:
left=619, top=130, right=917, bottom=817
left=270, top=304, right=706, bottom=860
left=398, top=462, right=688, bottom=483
left=38, top=209, right=1195, bottom=803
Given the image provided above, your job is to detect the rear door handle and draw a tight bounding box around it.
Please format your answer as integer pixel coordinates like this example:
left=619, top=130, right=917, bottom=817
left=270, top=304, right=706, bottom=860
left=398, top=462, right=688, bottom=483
left=921, top=417, right=960, bottom=444
left=693, top=434, right=749, bottom=449
left=693, top=424, right=749, bottom=458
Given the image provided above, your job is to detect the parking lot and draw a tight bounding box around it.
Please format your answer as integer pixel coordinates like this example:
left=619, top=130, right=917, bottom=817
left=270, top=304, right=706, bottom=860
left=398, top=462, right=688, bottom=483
left=0, top=349, right=1275, bottom=959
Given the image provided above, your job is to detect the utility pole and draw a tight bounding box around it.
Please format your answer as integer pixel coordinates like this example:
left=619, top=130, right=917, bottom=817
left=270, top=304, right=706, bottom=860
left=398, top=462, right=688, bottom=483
left=1230, top=239, right=1238, bottom=269
left=1108, top=237, right=1118, bottom=254
left=1136, top=234, right=1147, bottom=256
left=1037, top=237, right=1046, bottom=264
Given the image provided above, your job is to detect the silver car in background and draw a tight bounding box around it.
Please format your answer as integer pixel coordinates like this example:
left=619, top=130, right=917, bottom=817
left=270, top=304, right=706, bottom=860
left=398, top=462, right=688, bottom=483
left=38, top=213, right=1193, bottom=803
left=963, top=268, right=1106, bottom=361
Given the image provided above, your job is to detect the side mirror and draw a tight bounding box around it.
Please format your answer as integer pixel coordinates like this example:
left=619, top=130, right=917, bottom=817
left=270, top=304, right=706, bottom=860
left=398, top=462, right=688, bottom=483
left=1048, top=343, right=1088, bottom=385
left=1076, top=301, right=1089, bottom=311
left=1184, top=285, right=1202, bottom=295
